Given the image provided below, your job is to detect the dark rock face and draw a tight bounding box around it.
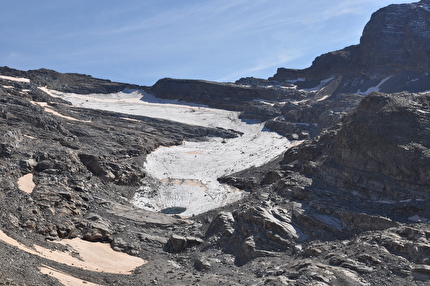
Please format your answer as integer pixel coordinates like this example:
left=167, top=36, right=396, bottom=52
left=282, top=92, right=430, bottom=201
left=360, top=1, right=430, bottom=73
left=239, top=101, right=282, bottom=121
left=206, top=206, right=298, bottom=265
left=271, top=1, right=430, bottom=95
left=0, top=66, right=140, bottom=94
left=148, top=78, right=311, bottom=111
left=322, top=92, right=430, bottom=200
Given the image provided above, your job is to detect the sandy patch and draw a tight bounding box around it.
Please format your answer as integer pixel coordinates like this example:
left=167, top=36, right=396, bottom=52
left=0, top=230, right=146, bottom=275
left=30, top=101, right=91, bottom=123
left=186, top=150, right=202, bottom=154
left=160, top=178, right=208, bottom=189
left=0, top=75, right=30, bottom=83
left=40, top=266, right=103, bottom=286
left=51, top=238, right=146, bottom=274
left=17, top=173, right=35, bottom=194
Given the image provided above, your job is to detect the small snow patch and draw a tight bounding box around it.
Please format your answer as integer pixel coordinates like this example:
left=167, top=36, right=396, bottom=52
left=30, top=101, right=91, bottom=123
left=356, top=75, right=393, bottom=95
left=285, top=78, right=306, bottom=83
left=0, top=75, right=30, bottom=83
left=316, top=94, right=330, bottom=102
left=409, top=215, right=429, bottom=223
left=304, top=77, right=335, bottom=91
left=419, top=4, right=430, bottom=12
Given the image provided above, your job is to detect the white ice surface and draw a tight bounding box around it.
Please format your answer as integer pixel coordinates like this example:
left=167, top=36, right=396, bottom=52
left=42, top=88, right=291, bottom=216
left=356, top=75, right=393, bottom=95
left=0, top=75, right=30, bottom=83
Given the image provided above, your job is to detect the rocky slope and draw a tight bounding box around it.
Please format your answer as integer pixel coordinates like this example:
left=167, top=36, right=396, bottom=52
left=148, top=77, right=311, bottom=111
left=1, top=1, right=430, bottom=286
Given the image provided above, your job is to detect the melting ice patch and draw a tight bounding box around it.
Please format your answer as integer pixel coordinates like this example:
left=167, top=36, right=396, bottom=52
left=43, top=89, right=291, bottom=216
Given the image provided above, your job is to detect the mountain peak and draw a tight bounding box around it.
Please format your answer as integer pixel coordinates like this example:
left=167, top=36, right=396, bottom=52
left=271, top=1, right=430, bottom=94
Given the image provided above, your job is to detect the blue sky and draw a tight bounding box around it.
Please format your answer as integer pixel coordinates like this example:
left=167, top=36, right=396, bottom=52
left=1, top=0, right=409, bottom=85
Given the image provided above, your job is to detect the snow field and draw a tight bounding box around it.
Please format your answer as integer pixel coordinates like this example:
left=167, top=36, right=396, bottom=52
left=41, top=89, right=291, bottom=216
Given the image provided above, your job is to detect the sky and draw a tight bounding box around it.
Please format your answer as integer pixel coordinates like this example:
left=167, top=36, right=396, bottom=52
left=0, top=0, right=410, bottom=86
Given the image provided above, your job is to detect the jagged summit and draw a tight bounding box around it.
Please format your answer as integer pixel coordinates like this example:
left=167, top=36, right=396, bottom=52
left=271, top=0, right=430, bottom=94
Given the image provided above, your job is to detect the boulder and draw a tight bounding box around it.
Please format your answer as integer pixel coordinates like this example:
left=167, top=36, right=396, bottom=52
left=194, top=257, right=211, bottom=271
left=164, top=234, right=203, bottom=253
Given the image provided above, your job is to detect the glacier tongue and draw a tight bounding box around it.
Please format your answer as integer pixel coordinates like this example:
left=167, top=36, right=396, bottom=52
left=45, top=89, right=290, bottom=216
left=139, top=112, right=290, bottom=216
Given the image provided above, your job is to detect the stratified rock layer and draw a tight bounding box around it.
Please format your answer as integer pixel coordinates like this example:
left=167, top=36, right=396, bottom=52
left=271, top=1, right=430, bottom=94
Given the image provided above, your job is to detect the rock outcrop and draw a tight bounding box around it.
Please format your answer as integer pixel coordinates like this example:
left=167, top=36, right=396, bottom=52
left=148, top=77, right=312, bottom=111
left=283, top=92, right=430, bottom=201
left=0, top=66, right=140, bottom=94
left=271, top=0, right=430, bottom=95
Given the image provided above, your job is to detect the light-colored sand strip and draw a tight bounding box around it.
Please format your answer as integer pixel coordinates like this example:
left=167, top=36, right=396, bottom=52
left=186, top=150, right=202, bottom=154
left=40, top=266, right=103, bottom=286
left=0, top=75, right=30, bottom=83
left=50, top=238, right=146, bottom=274
left=17, top=173, right=35, bottom=194
left=30, top=101, right=91, bottom=123
left=0, top=230, right=146, bottom=275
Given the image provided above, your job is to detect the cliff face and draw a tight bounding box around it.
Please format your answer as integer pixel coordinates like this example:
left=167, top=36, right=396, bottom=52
left=360, top=0, right=430, bottom=73
left=271, top=0, right=430, bottom=94
left=148, top=78, right=311, bottom=111
left=284, top=92, right=430, bottom=200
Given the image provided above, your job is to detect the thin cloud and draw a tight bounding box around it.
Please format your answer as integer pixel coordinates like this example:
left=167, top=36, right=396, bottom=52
left=215, top=50, right=304, bottom=82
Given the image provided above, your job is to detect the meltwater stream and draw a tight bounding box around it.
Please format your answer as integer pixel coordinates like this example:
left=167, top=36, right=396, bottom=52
left=45, top=89, right=290, bottom=216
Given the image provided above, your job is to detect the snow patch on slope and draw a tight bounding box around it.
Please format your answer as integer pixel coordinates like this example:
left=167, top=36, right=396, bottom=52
left=356, top=75, right=393, bottom=95
left=43, top=89, right=291, bottom=216
left=0, top=75, right=30, bottom=83
left=304, top=77, right=335, bottom=91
